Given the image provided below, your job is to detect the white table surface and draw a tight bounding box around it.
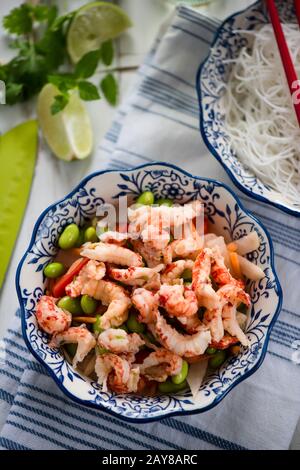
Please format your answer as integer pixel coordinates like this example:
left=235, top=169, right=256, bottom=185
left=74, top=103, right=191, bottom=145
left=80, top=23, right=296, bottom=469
left=1, top=0, right=299, bottom=449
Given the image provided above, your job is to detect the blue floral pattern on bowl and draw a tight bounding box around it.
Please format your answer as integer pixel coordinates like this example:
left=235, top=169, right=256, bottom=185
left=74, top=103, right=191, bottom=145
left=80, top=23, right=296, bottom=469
left=16, top=162, right=282, bottom=422
left=197, top=0, right=300, bottom=217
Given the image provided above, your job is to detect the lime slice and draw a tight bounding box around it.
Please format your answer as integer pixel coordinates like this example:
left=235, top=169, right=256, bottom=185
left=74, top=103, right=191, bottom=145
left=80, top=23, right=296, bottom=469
left=37, top=84, right=93, bottom=161
left=67, top=1, right=132, bottom=63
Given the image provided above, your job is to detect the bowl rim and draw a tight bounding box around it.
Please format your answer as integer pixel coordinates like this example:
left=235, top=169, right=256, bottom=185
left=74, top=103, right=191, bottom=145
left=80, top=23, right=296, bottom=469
left=196, top=0, right=300, bottom=218
left=16, top=161, right=283, bottom=423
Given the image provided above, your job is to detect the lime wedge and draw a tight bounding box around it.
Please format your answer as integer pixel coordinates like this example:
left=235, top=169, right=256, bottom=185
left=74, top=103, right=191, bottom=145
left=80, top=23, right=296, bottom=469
left=37, top=83, right=93, bottom=161
left=67, top=1, right=132, bottom=63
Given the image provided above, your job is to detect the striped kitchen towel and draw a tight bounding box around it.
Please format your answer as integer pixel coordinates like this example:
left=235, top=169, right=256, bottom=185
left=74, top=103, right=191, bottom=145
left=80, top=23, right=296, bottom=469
left=1, top=6, right=300, bottom=450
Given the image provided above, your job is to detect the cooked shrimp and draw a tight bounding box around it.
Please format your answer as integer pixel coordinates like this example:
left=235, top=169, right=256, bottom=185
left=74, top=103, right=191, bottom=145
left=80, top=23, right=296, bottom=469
left=210, top=334, right=239, bottom=350
left=131, top=287, right=159, bottom=324
left=161, top=259, right=194, bottom=284
left=222, top=304, right=249, bottom=347
left=192, top=248, right=219, bottom=309
left=164, top=238, right=201, bottom=265
left=98, top=328, right=144, bottom=354
left=89, top=281, right=131, bottom=329
left=99, top=230, right=129, bottom=246
left=81, top=242, right=143, bottom=267
left=177, top=313, right=203, bottom=334
left=36, top=295, right=71, bottom=335
left=140, top=349, right=182, bottom=382
left=50, top=325, right=96, bottom=368
left=66, top=260, right=106, bottom=297
left=149, top=310, right=211, bottom=357
left=211, top=246, right=244, bottom=288
left=158, top=284, right=198, bottom=317
left=204, top=284, right=250, bottom=342
left=131, top=239, right=162, bottom=268
left=108, top=265, right=164, bottom=290
left=95, top=353, right=140, bottom=393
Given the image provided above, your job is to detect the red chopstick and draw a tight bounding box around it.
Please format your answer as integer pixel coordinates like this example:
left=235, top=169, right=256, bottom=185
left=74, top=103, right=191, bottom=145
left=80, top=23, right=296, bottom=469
left=266, top=0, right=300, bottom=126
left=295, top=0, right=300, bottom=27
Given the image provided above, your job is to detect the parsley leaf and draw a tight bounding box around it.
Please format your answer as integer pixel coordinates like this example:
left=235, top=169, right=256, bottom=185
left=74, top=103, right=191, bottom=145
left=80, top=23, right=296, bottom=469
left=75, top=50, right=101, bottom=79
left=100, top=40, right=114, bottom=66
left=78, top=81, right=100, bottom=101
left=100, top=73, right=118, bottom=106
left=3, top=4, right=32, bottom=35
left=51, top=94, right=69, bottom=115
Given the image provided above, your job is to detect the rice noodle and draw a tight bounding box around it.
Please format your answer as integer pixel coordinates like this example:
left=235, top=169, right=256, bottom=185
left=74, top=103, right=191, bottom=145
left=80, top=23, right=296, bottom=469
left=221, top=24, right=300, bottom=208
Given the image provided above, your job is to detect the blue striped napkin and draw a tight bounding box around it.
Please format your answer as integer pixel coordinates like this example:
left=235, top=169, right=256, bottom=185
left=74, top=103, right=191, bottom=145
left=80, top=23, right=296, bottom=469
left=1, top=7, right=300, bottom=450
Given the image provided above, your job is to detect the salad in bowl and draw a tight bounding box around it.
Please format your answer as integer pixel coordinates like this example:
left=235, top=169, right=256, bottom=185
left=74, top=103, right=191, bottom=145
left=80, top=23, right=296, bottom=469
left=16, top=163, right=282, bottom=421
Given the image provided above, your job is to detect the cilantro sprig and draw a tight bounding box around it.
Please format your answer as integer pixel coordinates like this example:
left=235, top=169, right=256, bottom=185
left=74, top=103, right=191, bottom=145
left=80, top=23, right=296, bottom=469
left=1, top=3, right=119, bottom=113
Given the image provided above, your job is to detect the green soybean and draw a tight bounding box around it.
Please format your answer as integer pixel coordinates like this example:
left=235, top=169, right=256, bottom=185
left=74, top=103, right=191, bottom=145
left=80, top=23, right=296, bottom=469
left=58, top=224, right=80, bottom=250
left=171, top=360, right=189, bottom=385
left=208, top=350, right=227, bottom=369
left=181, top=268, right=192, bottom=281
left=206, top=347, right=217, bottom=355
left=136, top=191, right=155, bottom=206
left=118, top=324, right=129, bottom=333
left=84, top=226, right=98, bottom=243
left=126, top=312, right=145, bottom=334
left=64, top=343, right=77, bottom=357
left=93, top=315, right=103, bottom=334
left=80, top=295, right=98, bottom=315
left=75, top=228, right=85, bottom=247
left=57, top=296, right=83, bottom=315
left=156, top=198, right=173, bottom=207
left=43, top=262, right=65, bottom=279
left=158, top=379, right=188, bottom=394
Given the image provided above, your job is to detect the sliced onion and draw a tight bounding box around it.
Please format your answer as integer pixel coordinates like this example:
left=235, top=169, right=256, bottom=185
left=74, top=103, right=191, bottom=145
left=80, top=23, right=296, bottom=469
left=238, top=254, right=265, bottom=280
left=186, top=359, right=208, bottom=403
left=228, top=232, right=260, bottom=256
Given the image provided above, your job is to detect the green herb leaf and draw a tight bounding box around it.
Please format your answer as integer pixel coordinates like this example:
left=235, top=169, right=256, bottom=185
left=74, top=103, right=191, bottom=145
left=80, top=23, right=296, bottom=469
left=100, top=40, right=114, bottom=66
left=100, top=73, right=118, bottom=106
left=51, top=94, right=69, bottom=115
left=3, top=4, right=32, bottom=35
left=78, top=81, right=100, bottom=101
left=5, top=83, right=24, bottom=104
left=48, top=74, right=77, bottom=93
left=50, top=12, right=74, bottom=32
left=32, top=5, right=57, bottom=24
left=74, top=49, right=101, bottom=79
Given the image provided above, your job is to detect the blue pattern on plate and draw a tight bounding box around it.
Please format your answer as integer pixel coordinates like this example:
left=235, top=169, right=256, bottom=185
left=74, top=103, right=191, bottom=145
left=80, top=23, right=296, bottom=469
left=197, top=0, right=300, bottom=217
left=16, top=162, right=282, bottom=422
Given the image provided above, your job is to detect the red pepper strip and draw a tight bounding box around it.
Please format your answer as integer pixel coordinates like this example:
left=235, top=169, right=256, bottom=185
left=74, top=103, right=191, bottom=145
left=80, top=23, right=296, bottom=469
left=52, top=257, right=89, bottom=298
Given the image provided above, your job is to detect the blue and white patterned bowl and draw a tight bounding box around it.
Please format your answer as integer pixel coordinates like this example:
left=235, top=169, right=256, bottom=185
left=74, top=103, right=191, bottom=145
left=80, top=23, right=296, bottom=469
left=197, top=0, right=299, bottom=217
left=16, top=162, right=282, bottom=422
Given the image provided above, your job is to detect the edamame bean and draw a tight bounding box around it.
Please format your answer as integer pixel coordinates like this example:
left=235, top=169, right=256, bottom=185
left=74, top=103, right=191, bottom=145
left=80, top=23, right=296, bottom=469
left=43, top=262, right=65, bottom=279
left=119, top=324, right=129, bottom=333
left=75, top=228, right=85, bottom=247
left=158, top=379, right=188, bottom=394
left=181, top=268, right=192, bottom=281
left=80, top=294, right=98, bottom=315
left=126, top=312, right=145, bottom=333
left=206, top=347, right=217, bottom=355
left=93, top=315, right=103, bottom=334
left=97, top=345, right=109, bottom=355
left=171, top=360, right=189, bottom=385
left=64, top=343, right=77, bottom=357
left=57, top=296, right=83, bottom=315
left=208, top=350, right=227, bottom=369
left=156, top=198, right=173, bottom=207
left=136, top=191, right=155, bottom=206
left=84, top=226, right=98, bottom=243
left=58, top=224, right=80, bottom=250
